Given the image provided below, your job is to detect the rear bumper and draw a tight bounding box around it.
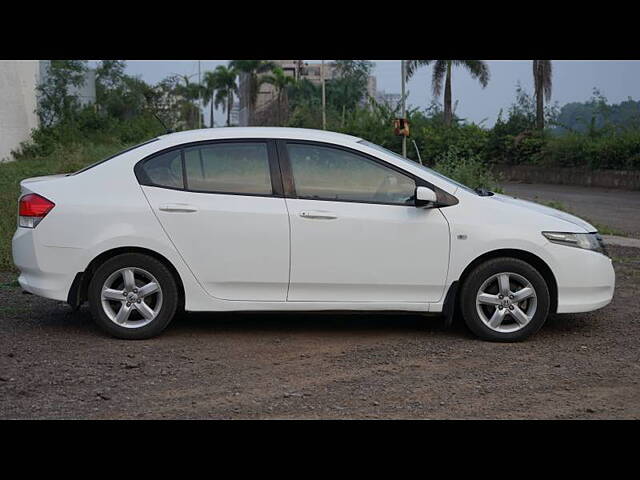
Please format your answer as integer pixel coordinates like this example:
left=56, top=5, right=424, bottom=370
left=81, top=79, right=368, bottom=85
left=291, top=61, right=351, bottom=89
left=12, top=227, right=81, bottom=302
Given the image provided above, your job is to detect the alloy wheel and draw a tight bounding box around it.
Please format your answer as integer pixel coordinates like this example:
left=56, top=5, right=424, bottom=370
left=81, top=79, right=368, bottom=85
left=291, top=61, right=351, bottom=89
left=475, top=272, right=537, bottom=333
left=100, top=267, right=163, bottom=329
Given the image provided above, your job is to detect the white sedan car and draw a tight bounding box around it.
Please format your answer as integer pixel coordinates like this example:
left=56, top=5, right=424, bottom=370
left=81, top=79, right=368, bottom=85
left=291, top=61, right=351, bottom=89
left=12, top=128, right=615, bottom=341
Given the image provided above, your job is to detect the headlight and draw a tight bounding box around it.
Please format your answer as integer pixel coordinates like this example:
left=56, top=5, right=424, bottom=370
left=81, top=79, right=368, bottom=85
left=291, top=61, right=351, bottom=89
left=542, top=231, right=607, bottom=254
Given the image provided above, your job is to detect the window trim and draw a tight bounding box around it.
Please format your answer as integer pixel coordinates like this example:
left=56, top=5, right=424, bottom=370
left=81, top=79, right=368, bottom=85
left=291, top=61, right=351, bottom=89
left=276, top=139, right=437, bottom=207
left=134, top=138, right=284, bottom=198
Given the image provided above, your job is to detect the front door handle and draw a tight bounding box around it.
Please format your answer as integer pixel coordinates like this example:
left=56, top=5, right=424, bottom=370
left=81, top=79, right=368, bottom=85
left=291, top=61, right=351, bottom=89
left=159, top=203, right=198, bottom=213
left=299, top=210, right=337, bottom=220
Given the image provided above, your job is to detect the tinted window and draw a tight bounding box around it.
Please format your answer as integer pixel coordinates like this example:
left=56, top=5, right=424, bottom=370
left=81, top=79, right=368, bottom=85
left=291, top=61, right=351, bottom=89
left=184, top=143, right=272, bottom=195
left=140, top=149, right=184, bottom=188
left=287, top=143, right=416, bottom=205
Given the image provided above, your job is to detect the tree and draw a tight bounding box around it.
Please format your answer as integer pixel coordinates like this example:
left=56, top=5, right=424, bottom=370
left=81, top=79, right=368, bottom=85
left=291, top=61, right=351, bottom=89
left=228, top=60, right=276, bottom=125
left=405, top=60, right=490, bottom=127
left=95, top=60, right=152, bottom=120
left=200, top=71, right=217, bottom=128
left=173, top=74, right=203, bottom=129
left=260, top=67, right=296, bottom=126
left=37, top=60, right=88, bottom=126
left=210, top=65, right=238, bottom=127
left=95, top=60, right=126, bottom=93
left=328, top=60, right=374, bottom=113
left=533, top=60, right=552, bottom=130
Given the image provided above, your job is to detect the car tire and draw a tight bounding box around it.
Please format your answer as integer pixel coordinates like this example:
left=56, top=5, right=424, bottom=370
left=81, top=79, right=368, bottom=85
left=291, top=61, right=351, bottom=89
left=88, top=253, right=179, bottom=340
left=460, top=257, right=550, bottom=342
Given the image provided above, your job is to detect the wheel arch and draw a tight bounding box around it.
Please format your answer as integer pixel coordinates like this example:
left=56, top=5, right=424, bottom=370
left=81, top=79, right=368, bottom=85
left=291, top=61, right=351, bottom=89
left=445, top=249, right=558, bottom=318
left=67, top=246, right=186, bottom=311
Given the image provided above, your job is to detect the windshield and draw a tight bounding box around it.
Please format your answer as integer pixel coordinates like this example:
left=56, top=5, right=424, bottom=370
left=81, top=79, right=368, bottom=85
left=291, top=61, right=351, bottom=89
left=357, top=139, right=479, bottom=195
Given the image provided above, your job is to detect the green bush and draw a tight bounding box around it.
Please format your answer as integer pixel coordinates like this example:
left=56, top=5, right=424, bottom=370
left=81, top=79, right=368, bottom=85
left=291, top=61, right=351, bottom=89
left=433, top=145, right=501, bottom=191
left=12, top=107, right=164, bottom=160
left=539, top=130, right=640, bottom=169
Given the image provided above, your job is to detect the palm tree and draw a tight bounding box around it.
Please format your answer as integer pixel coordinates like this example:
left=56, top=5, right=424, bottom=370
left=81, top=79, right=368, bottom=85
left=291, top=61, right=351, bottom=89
left=533, top=60, right=552, bottom=130
left=260, top=67, right=296, bottom=125
left=405, top=60, right=490, bottom=126
left=210, top=65, right=238, bottom=127
left=228, top=60, right=277, bottom=125
left=201, top=71, right=218, bottom=128
left=173, top=74, right=203, bottom=129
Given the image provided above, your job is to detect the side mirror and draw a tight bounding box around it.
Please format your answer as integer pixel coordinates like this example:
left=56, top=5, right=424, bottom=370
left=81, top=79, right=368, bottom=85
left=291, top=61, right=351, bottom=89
left=415, top=186, right=437, bottom=207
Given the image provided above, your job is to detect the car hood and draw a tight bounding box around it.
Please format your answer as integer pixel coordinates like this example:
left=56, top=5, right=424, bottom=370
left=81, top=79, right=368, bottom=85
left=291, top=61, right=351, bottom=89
left=491, top=193, right=596, bottom=232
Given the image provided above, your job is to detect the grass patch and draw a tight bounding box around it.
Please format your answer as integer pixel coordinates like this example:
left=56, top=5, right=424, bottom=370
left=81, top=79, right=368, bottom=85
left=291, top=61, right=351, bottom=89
left=0, top=280, right=20, bottom=289
left=0, top=279, right=20, bottom=289
left=0, top=140, right=129, bottom=272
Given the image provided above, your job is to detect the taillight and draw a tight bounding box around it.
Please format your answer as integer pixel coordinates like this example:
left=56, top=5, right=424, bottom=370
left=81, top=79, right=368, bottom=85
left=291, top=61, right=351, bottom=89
left=19, top=193, right=55, bottom=228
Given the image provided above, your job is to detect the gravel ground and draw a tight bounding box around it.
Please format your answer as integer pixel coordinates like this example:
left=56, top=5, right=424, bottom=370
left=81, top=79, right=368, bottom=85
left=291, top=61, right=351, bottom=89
left=0, top=244, right=638, bottom=419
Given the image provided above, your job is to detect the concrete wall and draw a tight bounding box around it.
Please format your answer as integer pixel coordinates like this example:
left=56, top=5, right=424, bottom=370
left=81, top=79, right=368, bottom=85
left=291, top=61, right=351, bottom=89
left=494, top=165, right=640, bottom=191
left=0, top=60, right=39, bottom=162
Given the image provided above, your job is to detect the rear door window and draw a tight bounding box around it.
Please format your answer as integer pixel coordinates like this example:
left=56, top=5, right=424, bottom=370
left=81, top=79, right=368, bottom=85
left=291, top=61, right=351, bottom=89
left=183, top=142, right=272, bottom=195
left=138, top=149, right=184, bottom=189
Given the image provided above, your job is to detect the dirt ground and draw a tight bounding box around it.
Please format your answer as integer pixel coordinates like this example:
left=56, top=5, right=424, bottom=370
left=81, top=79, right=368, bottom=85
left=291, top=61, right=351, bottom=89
left=0, top=244, right=638, bottom=420
left=502, top=182, right=640, bottom=238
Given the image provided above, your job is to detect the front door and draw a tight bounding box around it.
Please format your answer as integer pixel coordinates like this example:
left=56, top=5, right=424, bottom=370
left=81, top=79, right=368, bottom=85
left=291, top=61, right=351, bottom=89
left=282, top=141, right=450, bottom=303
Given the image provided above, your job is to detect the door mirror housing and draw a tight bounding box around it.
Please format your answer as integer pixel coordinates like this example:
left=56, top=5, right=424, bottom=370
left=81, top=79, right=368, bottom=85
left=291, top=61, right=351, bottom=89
left=415, top=186, right=438, bottom=207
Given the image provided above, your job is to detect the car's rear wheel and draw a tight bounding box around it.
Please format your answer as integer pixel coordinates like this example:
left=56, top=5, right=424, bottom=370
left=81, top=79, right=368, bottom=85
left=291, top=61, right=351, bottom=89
left=460, top=257, right=550, bottom=342
left=88, top=253, right=178, bottom=339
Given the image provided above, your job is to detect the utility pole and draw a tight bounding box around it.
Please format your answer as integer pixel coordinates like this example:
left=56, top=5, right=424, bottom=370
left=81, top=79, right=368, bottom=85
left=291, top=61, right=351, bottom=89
left=401, top=59, right=407, bottom=158
left=321, top=60, right=326, bottom=130
left=198, top=60, right=202, bottom=129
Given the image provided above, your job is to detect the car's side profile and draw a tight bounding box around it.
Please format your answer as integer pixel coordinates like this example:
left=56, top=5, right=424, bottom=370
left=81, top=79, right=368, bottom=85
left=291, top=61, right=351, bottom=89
left=12, top=127, right=615, bottom=341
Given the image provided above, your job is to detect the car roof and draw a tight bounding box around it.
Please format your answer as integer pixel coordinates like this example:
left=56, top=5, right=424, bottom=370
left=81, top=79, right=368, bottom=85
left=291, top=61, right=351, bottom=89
left=157, top=127, right=363, bottom=146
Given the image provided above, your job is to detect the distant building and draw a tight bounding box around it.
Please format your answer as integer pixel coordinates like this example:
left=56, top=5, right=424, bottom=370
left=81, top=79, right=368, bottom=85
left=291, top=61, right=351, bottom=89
left=238, top=60, right=377, bottom=126
left=0, top=60, right=96, bottom=162
left=375, top=90, right=402, bottom=110
left=229, top=101, right=240, bottom=126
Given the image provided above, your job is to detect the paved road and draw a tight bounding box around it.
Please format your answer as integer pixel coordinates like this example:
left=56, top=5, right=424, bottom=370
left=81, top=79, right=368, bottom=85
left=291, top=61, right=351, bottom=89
left=501, top=183, right=640, bottom=238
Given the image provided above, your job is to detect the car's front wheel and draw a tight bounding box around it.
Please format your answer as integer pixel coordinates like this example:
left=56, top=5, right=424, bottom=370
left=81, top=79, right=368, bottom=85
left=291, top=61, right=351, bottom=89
left=88, top=253, right=178, bottom=339
left=460, top=257, right=550, bottom=342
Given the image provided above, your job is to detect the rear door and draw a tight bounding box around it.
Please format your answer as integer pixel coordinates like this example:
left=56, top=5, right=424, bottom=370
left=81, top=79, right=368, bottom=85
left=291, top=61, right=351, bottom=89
left=280, top=140, right=450, bottom=304
left=138, top=140, right=290, bottom=301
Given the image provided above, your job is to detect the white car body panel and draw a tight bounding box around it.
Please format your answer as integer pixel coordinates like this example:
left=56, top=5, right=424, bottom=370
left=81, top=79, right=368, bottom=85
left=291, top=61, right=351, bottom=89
left=141, top=186, right=290, bottom=301
left=285, top=198, right=450, bottom=303
left=12, top=127, right=615, bottom=318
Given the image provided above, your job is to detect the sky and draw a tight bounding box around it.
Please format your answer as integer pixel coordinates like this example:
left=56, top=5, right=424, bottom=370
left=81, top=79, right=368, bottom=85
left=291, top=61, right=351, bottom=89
left=121, top=60, right=640, bottom=127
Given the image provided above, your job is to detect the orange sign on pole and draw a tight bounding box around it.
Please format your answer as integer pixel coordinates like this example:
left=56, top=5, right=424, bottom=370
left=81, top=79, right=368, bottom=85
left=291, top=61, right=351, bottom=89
left=394, top=118, right=410, bottom=137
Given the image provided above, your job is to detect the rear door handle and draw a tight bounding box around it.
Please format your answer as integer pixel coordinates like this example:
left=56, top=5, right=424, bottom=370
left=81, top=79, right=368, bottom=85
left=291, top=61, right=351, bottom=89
left=299, top=210, right=337, bottom=220
left=159, top=203, right=198, bottom=213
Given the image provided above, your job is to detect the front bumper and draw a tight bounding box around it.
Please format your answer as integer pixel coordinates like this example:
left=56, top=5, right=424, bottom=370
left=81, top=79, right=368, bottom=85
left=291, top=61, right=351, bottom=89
left=547, top=243, right=615, bottom=313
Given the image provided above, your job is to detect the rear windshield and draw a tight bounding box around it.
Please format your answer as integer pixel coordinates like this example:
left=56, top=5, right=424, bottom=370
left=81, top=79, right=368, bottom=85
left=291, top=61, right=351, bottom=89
left=71, top=138, right=159, bottom=175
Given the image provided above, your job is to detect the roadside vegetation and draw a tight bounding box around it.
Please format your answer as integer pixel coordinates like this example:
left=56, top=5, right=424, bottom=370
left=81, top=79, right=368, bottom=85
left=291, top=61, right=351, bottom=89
left=1, top=59, right=639, bottom=270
